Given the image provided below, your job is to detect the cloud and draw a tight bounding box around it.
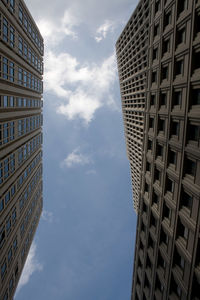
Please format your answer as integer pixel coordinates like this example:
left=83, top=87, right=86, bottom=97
left=41, top=210, right=53, bottom=223
left=16, top=242, right=43, bottom=294
left=37, top=9, right=79, bottom=45
left=45, top=51, right=117, bottom=123
left=95, top=20, right=115, bottom=42
left=62, top=149, right=91, bottom=168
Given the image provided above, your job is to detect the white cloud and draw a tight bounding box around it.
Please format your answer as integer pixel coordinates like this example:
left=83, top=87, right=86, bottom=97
left=95, top=20, right=115, bottom=42
left=45, top=51, right=117, bottom=123
left=62, top=149, right=91, bottom=168
left=41, top=210, right=53, bottom=223
left=37, top=9, right=79, bottom=45
left=16, top=242, right=43, bottom=294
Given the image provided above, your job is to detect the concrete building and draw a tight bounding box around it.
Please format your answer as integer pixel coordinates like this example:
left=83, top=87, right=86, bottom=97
left=0, top=0, right=43, bottom=299
left=116, top=0, right=149, bottom=213
left=116, top=0, right=200, bottom=299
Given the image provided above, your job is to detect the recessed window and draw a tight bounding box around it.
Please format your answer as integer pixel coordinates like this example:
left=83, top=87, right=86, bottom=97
left=154, top=24, right=159, bottom=37
left=173, top=90, right=182, bottom=106
left=148, top=139, right=153, bottom=151
left=192, top=50, right=200, bottom=72
left=150, top=213, right=157, bottom=228
left=148, top=234, right=155, bottom=251
left=178, top=221, right=189, bottom=242
left=174, top=249, right=185, bottom=271
left=153, top=47, right=158, bottom=61
left=161, top=66, right=168, bottom=80
left=152, top=191, right=159, bottom=205
left=156, top=143, right=163, bottom=159
left=160, top=228, right=169, bottom=245
left=185, top=157, right=196, bottom=177
left=188, top=124, right=200, bottom=142
left=150, top=94, right=156, bottom=106
left=158, top=118, right=165, bottom=132
left=155, top=275, right=164, bottom=292
left=191, top=89, right=200, bottom=106
left=164, top=11, right=171, bottom=27
left=163, top=38, right=170, bottom=54
left=163, top=202, right=172, bottom=221
left=176, top=27, right=186, bottom=46
left=171, top=121, right=179, bottom=136
left=154, top=169, right=161, bottom=182
left=168, top=149, right=176, bottom=165
left=181, top=190, right=193, bottom=211
left=149, top=117, right=154, bottom=129
left=152, top=70, right=157, bottom=83
left=177, top=0, right=188, bottom=15
left=155, top=1, right=161, bottom=14
left=175, top=59, right=184, bottom=76
left=146, top=161, right=151, bottom=172
left=157, top=253, right=166, bottom=270
left=160, top=92, right=167, bottom=106
left=166, top=177, right=174, bottom=193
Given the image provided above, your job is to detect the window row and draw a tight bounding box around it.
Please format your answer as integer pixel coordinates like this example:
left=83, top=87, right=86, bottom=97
left=18, top=2, right=43, bottom=54
left=0, top=56, right=43, bottom=93
left=19, top=166, right=42, bottom=214
left=0, top=154, right=42, bottom=222
left=0, top=133, right=42, bottom=185
left=20, top=183, right=42, bottom=240
left=0, top=95, right=42, bottom=108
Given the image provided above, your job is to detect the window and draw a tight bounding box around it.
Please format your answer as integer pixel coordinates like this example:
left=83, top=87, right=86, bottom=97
left=152, top=191, right=159, bottom=205
left=157, top=253, right=166, bottom=270
left=1, top=260, right=7, bottom=279
left=160, top=228, right=169, bottom=245
left=164, top=11, right=171, bottom=27
left=8, top=247, right=12, bottom=262
left=166, top=177, right=174, bottom=193
left=149, top=117, right=154, bottom=129
left=9, top=62, right=14, bottom=82
left=158, top=118, right=165, bottom=133
left=181, top=190, right=193, bottom=211
left=154, top=169, right=161, bottom=182
left=156, top=143, right=163, bottom=159
left=163, top=38, right=170, bottom=54
left=146, top=161, right=151, bottom=172
left=155, top=1, right=160, bottom=14
left=19, top=4, right=23, bottom=23
left=185, top=157, right=196, bottom=177
left=9, top=276, right=14, bottom=292
left=191, top=89, right=200, bottom=106
left=177, top=0, right=188, bottom=15
left=168, top=149, right=176, bottom=165
left=178, top=221, right=189, bottom=242
left=176, top=27, right=186, bottom=46
left=13, top=237, right=17, bottom=251
left=154, top=24, right=159, bottom=37
left=173, top=90, right=182, bottom=106
left=171, top=121, right=179, bottom=136
left=6, top=218, right=11, bottom=235
left=0, top=199, right=4, bottom=212
left=0, top=226, right=5, bottom=248
left=3, top=58, right=8, bottom=80
left=174, top=250, right=185, bottom=271
left=188, top=124, right=200, bottom=142
left=3, top=18, right=8, bottom=42
left=152, top=70, right=157, bottom=83
left=153, top=47, right=158, bottom=61
left=150, top=94, right=156, bottom=106
left=160, top=92, right=167, bottom=106
left=175, top=59, right=184, bottom=76
left=10, top=26, right=15, bottom=47
left=163, top=202, right=172, bottom=222
left=148, top=139, right=153, bottom=151
left=5, top=191, right=10, bottom=205
left=161, top=65, right=168, bottom=80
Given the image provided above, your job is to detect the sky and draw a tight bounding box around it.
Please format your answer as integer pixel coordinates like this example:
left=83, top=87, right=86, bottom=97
left=14, top=0, right=138, bottom=299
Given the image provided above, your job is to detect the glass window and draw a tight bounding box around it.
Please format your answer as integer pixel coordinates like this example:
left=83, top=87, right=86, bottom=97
left=18, top=37, right=23, bottom=55
left=5, top=191, right=10, bottom=205
left=19, top=4, right=23, bottom=23
left=3, top=18, right=8, bottom=42
left=10, top=26, right=15, bottom=47
left=3, top=58, right=8, bottom=80
left=10, top=96, right=14, bottom=107
left=9, top=62, right=14, bottom=82
left=0, top=199, right=4, bottom=212
left=3, top=96, right=8, bottom=107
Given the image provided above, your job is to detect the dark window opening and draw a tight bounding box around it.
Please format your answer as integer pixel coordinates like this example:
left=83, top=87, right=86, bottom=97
left=185, top=157, right=196, bottom=177
left=163, top=38, right=170, bottom=54
left=175, top=59, right=184, bottom=76
left=181, top=190, right=193, bottom=211
left=176, top=27, right=186, bottom=46
left=173, top=90, right=182, bottom=106
left=160, top=93, right=167, bottom=106
left=166, top=177, right=174, bottom=193
left=188, top=124, right=200, bottom=142
left=171, top=121, right=179, bottom=136
left=169, top=149, right=176, bottom=165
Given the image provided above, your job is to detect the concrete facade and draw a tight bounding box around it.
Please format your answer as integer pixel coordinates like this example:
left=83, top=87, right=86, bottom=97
left=0, top=0, right=43, bottom=299
left=116, top=0, right=200, bottom=298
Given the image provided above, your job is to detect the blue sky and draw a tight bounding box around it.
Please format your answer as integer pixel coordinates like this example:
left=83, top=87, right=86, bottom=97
left=15, top=0, right=138, bottom=299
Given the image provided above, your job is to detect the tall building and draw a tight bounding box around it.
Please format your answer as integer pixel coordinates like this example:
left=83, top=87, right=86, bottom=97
left=0, top=1, right=43, bottom=299
left=116, top=0, right=200, bottom=299
left=116, top=0, right=149, bottom=213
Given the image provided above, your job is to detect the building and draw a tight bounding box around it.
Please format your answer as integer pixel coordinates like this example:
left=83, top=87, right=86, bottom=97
left=116, top=0, right=200, bottom=299
left=0, top=0, right=43, bottom=299
left=115, top=0, right=149, bottom=213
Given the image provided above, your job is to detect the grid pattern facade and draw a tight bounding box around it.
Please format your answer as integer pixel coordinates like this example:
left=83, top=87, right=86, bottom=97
left=128, top=0, right=200, bottom=299
left=0, top=0, right=43, bottom=299
left=116, top=0, right=149, bottom=213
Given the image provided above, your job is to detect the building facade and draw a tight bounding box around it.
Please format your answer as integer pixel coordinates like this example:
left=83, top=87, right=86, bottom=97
left=0, top=0, right=43, bottom=299
left=116, top=0, right=149, bottom=213
left=116, top=0, right=200, bottom=299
